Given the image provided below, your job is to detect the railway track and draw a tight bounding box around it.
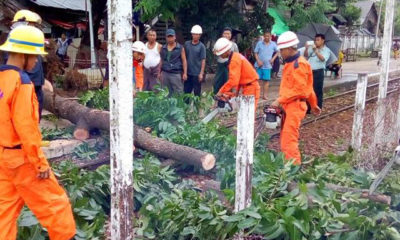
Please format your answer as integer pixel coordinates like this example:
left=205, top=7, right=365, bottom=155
left=221, top=76, right=400, bottom=139
left=267, top=77, right=400, bottom=139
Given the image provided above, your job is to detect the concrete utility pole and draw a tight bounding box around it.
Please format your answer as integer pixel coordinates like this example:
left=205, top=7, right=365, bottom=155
left=234, top=96, right=255, bottom=213
left=374, top=0, right=395, bottom=147
left=108, top=0, right=134, bottom=239
left=374, top=0, right=384, bottom=49
left=87, top=0, right=96, bottom=68
left=234, top=96, right=255, bottom=240
left=351, top=73, right=368, bottom=154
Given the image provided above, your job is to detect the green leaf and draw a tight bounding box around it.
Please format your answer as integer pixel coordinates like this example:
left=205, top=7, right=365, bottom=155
left=265, top=223, right=284, bottom=240
left=238, top=218, right=258, bottom=230
left=225, top=214, right=244, bottom=222
left=181, top=226, right=196, bottom=236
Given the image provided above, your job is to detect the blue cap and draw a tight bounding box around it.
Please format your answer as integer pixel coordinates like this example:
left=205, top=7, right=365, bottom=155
left=166, top=29, right=175, bottom=36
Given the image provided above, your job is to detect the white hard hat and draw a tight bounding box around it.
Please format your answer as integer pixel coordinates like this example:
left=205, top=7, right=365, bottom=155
left=132, top=41, right=146, bottom=53
left=277, top=31, right=299, bottom=50
left=191, top=25, right=203, bottom=34
left=213, top=37, right=232, bottom=56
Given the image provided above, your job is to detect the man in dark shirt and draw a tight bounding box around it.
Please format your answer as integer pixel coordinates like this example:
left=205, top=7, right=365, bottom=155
left=159, top=29, right=188, bottom=97
left=27, top=56, right=45, bottom=119
left=184, top=25, right=206, bottom=97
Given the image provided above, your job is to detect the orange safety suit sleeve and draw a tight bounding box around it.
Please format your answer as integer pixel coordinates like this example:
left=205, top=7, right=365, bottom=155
left=11, top=79, right=49, bottom=173
left=135, top=62, right=144, bottom=90
left=219, top=53, right=241, bottom=94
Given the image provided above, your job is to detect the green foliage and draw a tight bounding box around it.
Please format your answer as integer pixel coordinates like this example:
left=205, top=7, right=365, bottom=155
left=276, top=0, right=335, bottom=31
left=135, top=149, right=400, bottom=239
left=41, top=127, right=73, bottom=140
left=134, top=0, right=189, bottom=21
left=20, top=88, right=400, bottom=239
left=56, top=161, right=110, bottom=240
left=341, top=3, right=362, bottom=26
left=132, top=91, right=400, bottom=239
left=134, top=89, right=236, bottom=182
left=73, top=143, right=99, bottom=161
left=79, top=87, right=109, bottom=110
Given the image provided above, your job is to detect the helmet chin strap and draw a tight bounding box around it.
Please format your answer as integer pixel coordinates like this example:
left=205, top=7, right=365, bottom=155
left=23, top=54, right=29, bottom=70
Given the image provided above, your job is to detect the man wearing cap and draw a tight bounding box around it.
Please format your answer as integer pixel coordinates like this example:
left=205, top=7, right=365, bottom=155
left=213, top=37, right=260, bottom=108
left=184, top=25, right=206, bottom=98
left=271, top=31, right=321, bottom=165
left=159, top=28, right=187, bottom=97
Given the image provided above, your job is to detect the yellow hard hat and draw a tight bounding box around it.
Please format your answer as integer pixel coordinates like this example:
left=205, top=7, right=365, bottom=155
left=12, top=10, right=42, bottom=24
left=0, top=25, right=47, bottom=55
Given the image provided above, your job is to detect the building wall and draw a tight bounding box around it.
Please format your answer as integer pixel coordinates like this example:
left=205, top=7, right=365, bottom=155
left=362, top=6, right=378, bottom=34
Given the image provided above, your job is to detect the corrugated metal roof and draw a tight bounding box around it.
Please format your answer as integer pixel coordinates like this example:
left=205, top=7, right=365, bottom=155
left=354, top=0, right=374, bottom=24
left=331, top=14, right=347, bottom=24
left=30, top=0, right=88, bottom=12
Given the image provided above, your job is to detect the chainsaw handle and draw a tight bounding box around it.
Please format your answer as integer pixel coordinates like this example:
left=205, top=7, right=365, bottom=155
left=214, top=95, right=233, bottom=112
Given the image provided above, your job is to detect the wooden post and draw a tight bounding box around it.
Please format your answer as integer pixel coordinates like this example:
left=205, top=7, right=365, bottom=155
left=374, top=0, right=395, bottom=146
left=108, top=0, right=134, bottom=239
left=234, top=96, right=255, bottom=213
left=351, top=73, right=368, bottom=153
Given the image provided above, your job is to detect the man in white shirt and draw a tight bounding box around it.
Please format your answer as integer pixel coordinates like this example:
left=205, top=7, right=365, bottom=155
left=304, top=33, right=330, bottom=109
left=144, top=29, right=162, bottom=91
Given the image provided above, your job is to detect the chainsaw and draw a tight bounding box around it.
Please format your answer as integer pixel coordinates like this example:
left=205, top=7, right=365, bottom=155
left=253, top=105, right=283, bottom=140
left=201, top=96, right=233, bottom=124
left=263, top=105, right=283, bottom=129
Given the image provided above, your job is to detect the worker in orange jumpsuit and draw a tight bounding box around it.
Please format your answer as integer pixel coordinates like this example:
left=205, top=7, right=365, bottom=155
left=0, top=25, right=76, bottom=239
left=133, top=41, right=145, bottom=93
left=271, top=31, right=321, bottom=165
left=213, top=37, right=260, bottom=107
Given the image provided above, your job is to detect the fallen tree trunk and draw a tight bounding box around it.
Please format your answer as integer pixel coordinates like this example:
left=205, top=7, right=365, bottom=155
left=288, top=182, right=391, bottom=205
left=43, top=90, right=216, bottom=170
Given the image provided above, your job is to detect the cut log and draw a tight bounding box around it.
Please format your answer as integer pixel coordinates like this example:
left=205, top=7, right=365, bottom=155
left=42, top=90, right=216, bottom=170
left=134, top=127, right=215, bottom=170
left=74, top=118, right=90, bottom=140
left=288, top=182, right=391, bottom=205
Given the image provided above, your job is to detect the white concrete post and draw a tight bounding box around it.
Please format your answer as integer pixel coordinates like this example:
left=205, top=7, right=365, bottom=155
left=396, top=98, right=400, bottom=141
left=374, top=0, right=383, bottom=48
left=374, top=0, right=395, bottom=146
left=108, top=0, right=134, bottom=239
left=351, top=73, right=368, bottom=152
left=234, top=96, right=255, bottom=213
left=87, top=0, right=96, bottom=69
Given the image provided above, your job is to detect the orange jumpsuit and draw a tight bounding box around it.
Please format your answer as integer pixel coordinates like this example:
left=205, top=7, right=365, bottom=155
left=134, top=59, right=144, bottom=90
left=219, top=52, right=260, bottom=107
left=277, top=53, right=318, bottom=165
left=0, top=65, right=76, bottom=240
